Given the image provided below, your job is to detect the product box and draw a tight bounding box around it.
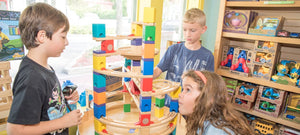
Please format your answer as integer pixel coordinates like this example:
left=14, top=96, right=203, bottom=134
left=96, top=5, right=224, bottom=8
left=223, top=10, right=257, bottom=34
left=256, top=86, right=287, bottom=105
left=0, top=10, right=24, bottom=61
left=220, top=45, right=235, bottom=70
left=254, top=98, right=284, bottom=117
left=282, top=93, right=300, bottom=124
left=254, top=41, right=278, bottom=54
left=235, top=83, right=258, bottom=102
left=248, top=16, right=284, bottom=37
left=232, top=96, right=255, bottom=110
left=230, top=47, right=255, bottom=77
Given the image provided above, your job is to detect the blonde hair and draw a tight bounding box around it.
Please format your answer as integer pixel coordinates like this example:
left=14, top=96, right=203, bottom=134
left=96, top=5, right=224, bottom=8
left=182, top=70, right=254, bottom=135
left=183, top=8, right=206, bottom=26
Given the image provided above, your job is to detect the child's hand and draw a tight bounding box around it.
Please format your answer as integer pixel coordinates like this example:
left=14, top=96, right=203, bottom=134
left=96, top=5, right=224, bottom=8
left=65, top=90, right=79, bottom=104
left=62, top=109, right=83, bottom=127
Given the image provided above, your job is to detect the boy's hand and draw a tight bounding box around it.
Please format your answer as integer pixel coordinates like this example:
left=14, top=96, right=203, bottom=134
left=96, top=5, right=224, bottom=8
left=64, top=90, right=79, bottom=104
left=62, top=109, right=83, bottom=127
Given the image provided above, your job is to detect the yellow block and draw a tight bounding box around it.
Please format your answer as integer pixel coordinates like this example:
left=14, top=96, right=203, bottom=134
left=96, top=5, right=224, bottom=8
left=94, top=119, right=106, bottom=133
left=154, top=106, right=164, bottom=118
left=170, top=86, right=181, bottom=98
left=131, top=23, right=143, bottom=36
left=143, top=7, right=156, bottom=23
left=93, top=55, right=106, bottom=70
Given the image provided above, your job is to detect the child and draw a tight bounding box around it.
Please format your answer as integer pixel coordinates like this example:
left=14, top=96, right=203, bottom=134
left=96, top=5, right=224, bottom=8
left=153, top=8, right=214, bottom=82
left=7, top=3, right=82, bottom=135
left=179, top=70, right=253, bottom=135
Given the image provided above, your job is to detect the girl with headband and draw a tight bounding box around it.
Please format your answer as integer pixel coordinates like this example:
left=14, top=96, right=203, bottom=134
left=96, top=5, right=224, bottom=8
left=179, top=70, right=253, bottom=135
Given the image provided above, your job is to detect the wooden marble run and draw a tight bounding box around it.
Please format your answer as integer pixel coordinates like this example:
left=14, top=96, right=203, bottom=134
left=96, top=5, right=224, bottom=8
left=91, top=7, right=181, bottom=135
left=0, top=61, right=13, bottom=131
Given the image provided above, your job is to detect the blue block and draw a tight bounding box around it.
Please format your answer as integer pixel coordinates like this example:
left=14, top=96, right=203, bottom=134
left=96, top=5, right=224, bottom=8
left=92, top=24, right=106, bottom=38
left=93, top=72, right=106, bottom=88
left=132, top=60, right=140, bottom=66
left=139, top=96, right=151, bottom=112
left=170, top=100, right=178, bottom=113
left=144, top=41, right=155, bottom=44
left=131, top=38, right=143, bottom=46
left=141, top=58, right=154, bottom=75
left=94, top=103, right=106, bottom=119
left=124, top=77, right=131, bottom=82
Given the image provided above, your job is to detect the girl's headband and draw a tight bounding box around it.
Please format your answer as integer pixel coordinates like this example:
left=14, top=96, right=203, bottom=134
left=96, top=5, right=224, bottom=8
left=194, top=71, right=207, bottom=84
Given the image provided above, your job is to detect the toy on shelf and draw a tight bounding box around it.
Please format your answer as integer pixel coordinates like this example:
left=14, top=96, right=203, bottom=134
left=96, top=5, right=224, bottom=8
left=230, top=50, right=250, bottom=73
left=262, top=87, right=279, bottom=100
left=221, top=47, right=234, bottom=67
left=223, top=10, right=257, bottom=34
left=288, top=63, right=300, bottom=84
left=277, top=30, right=290, bottom=37
left=282, top=93, right=300, bottom=124
left=259, top=101, right=276, bottom=112
left=272, top=60, right=299, bottom=86
left=290, top=32, right=300, bottom=38
left=239, top=85, right=254, bottom=96
left=248, top=16, right=284, bottom=37
left=252, top=118, right=277, bottom=135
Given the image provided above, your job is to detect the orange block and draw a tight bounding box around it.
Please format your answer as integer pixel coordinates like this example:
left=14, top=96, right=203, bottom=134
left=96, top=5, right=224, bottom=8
left=143, top=44, right=155, bottom=58
left=94, top=91, right=106, bottom=105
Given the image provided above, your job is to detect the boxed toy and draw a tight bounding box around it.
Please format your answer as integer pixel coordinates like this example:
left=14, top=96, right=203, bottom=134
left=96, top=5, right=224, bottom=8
left=254, top=41, right=278, bottom=54
left=223, top=77, right=239, bottom=102
left=232, top=96, right=255, bottom=110
left=282, top=93, right=300, bottom=124
left=248, top=16, right=284, bottom=37
left=230, top=47, right=254, bottom=77
left=0, top=10, right=24, bottom=61
left=220, top=45, right=235, bottom=70
left=223, top=10, right=257, bottom=34
left=252, top=65, right=273, bottom=80
left=254, top=98, right=284, bottom=117
left=235, top=83, right=258, bottom=102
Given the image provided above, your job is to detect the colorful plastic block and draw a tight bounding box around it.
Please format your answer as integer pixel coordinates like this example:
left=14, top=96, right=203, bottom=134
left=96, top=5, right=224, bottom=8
left=141, top=58, right=154, bottom=75
left=129, top=80, right=140, bottom=95
left=101, top=40, right=114, bottom=53
left=154, top=106, right=164, bottom=118
left=132, top=60, right=140, bottom=66
left=131, top=38, right=143, bottom=46
left=124, top=104, right=131, bottom=112
left=131, top=23, right=142, bottom=36
left=141, top=78, right=153, bottom=92
left=143, top=43, right=155, bottom=58
left=170, top=86, right=181, bottom=98
left=94, top=119, right=106, bottom=133
left=170, top=100, right=179, bottom=113
left=94, top=91, right=106, bottom=105
left=155, top=97, right=165, bottom=108
left=93, top=72, right=106, bottom=88
left=138, top=113, right=151, bottom=126
left=92, top=24, right=106, bottom=38
left=143, top=7, right=156, bottom=23
left=94, top=103, right=106, bottom=118
left=143, top=26, right=156, bottom=41
left=93, top=50, right=106, bottom=71
left=140, top=96, right=152, bottom=112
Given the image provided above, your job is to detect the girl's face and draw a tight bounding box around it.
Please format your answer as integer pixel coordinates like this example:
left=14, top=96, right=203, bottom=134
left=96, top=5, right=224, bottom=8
left=179, top=76, right=201, bottom=115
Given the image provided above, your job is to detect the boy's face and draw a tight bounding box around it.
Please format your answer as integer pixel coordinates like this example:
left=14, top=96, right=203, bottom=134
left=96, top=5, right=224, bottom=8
left=44, top=26, right=69, bottom=57
left=179, top=76, right=201, bottom=115
left=182, top=22, right=207, bottom=45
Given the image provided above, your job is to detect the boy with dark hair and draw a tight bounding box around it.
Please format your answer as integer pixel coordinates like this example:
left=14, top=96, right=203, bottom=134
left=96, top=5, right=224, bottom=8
left=7, top=3, right=82, bottom=135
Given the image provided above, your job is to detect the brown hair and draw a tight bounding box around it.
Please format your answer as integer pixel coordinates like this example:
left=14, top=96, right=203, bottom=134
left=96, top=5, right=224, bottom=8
left=19, top=2, right=69, bottom=49
left=183, top=70, right=254, bottom=135
left=183, top=8, right=206, bottom=26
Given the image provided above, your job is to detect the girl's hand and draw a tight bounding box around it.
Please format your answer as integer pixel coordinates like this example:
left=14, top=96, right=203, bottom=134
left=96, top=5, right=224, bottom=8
left=65, top=90, right=79, bottom=104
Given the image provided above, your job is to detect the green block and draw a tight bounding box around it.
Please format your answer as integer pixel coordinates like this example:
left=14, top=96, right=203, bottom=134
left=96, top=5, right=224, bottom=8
left=124, top=104, right=131, bottom=112
left=155, top=98, right=165, bottom=108
left=143, top=26, right=156, bottom=41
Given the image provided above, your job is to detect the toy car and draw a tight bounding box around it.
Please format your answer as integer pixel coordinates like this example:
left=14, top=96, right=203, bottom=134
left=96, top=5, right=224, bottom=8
left=290, top=32, right=300, bottom=38
left=277, top=30, right=289, bottom=37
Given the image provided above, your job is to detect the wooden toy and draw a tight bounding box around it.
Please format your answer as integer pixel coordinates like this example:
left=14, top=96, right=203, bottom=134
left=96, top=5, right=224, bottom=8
left=91, top=20, right=180, bottom=134
left=143, top=7, right=156, bottom=23
left=223, top=10, right=257, bottom=34
left=0, top=61, right=12, bottom=131
left=92, top=24, right=106, bottom=38
left=248, top=16, right=284, bottom=37
left=131, top=23, right=143, bottom=36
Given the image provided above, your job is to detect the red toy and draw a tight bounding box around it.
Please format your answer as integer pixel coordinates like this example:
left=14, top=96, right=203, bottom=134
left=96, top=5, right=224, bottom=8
left=231, top=50, right=250, bottom=73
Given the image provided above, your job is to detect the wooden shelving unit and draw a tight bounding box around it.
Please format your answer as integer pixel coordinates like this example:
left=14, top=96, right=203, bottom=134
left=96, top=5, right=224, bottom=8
left=214, top=0, right=300, bottom=130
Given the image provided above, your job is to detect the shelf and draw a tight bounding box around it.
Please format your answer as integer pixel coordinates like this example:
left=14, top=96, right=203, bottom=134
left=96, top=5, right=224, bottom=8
left=222, top=32, right=300, bottom=45
left=234, top=107, right=300, bottom=130
left=227, top=1, right=300, bottom=8
left=216, top=68, right=300, bottom=94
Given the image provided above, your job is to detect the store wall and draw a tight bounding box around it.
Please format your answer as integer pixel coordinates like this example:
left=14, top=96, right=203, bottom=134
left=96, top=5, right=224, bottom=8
left=201, top=0, right=220, bottom=52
